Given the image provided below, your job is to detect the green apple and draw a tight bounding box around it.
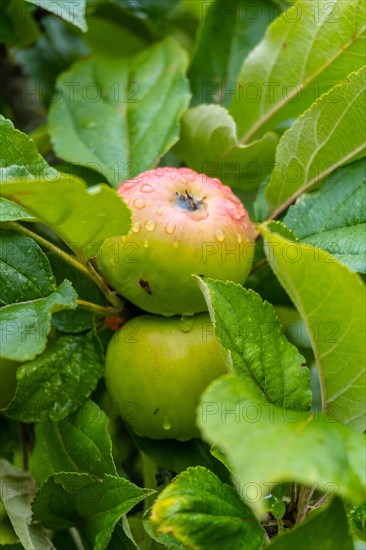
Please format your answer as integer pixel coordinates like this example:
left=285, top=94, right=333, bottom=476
left=105, top=313, right=227, bottom=440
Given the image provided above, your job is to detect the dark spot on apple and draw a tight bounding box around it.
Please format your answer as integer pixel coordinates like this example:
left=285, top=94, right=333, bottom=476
left=153, top=408, right=159, bottom=415
left=283, top=43, right=287, bottom=48
left=198, top=274, right=205, bottom=277
left=139, top=279, right=152, bottom=294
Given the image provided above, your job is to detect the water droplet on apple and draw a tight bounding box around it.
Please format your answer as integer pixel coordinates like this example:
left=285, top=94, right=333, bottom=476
left=180, top=314, right=194, bottom=333
left=123, top=180, right=136, bottom=190
left=165, top=222, right=175, bottom=234
left=215, top=229, right=225, bottom=242
left=141, top=183, right=153, bottom=193
left=143, top=240, right=149, bottom=248
left=134, top=198, right=146, bottom=209
left=227, top=203, right=244, bottom=220
left=162, top=419, right=172, bottom=431
left=237, top=233, right=242, bottom=243
left=132, top=221, right=141, bottom=233
left=156, top=209, right=163, bottom=216
left=145, top=219, right=156, bottom=231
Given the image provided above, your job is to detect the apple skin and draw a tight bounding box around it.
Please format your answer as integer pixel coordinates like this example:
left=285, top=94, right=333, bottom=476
left=0, top=358, right=19, bottom=409
left=104, top=313, right=227, bottom=441
left=96, top=167, right=255, bottom=316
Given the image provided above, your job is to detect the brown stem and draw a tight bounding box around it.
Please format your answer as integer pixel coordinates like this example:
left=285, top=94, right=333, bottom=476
left=295, top=485, right=314, bottom=525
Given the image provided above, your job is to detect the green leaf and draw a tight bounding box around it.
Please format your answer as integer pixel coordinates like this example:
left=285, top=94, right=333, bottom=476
left=49, top=39, right=191, bottom=186
left=268, top=497, right=353, bottom=549
left=0, top=229, right=56, bottom=306
left=198, top=375, right=366, bottom=514
left=284, top=159, right=366, bottom=272
left=30, top=400, right=116, bottom=484
left=0, top=0, right=39, bottom=47
left=0, top=115, right=57, bottom=181
left=24, top=0, right=87, bottom=32
left=0, top=459, right=56, bottom=550
left=149, top=466, right=264, bottom=550
left=14, top=16, right=90, bottom=103
left=107, top=521, right=138, bottom=550
left=0, top=198, right=34, bottom=222
left=174, top=104, right=278, bottom=191
left=259, top=226, right=366, bottom=432
left=32, top=472, right=153, bottom=549
left=197, top=279, right=311, bottom=410
left=0, top=176, right=131, bottom=261
left=349, top=502, right=366, bottom=542
left=229, top=0, right=366, bottom=142
left=264, top=67, right=366, bottom=217
left=5, top=332, right=103, bottom=422
left=86, top=10, right=148, bottom=58
left=188, top=0, right=279, bottom=107
left=0, top=280, right=77, bottom=362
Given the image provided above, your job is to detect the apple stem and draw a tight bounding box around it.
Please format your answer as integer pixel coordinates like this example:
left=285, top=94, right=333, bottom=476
left=86, top=261, right=125, bottom=309
left=7, top=222, right=125, bottom=309
left=76, top=299, right=122, bottom=317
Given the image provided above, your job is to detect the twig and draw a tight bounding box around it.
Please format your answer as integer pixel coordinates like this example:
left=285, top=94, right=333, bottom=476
left=6, top=222, right=125, bottom=309
left=68, top=527, right=85, bottom=550
left=86, top=262, right=125, bottom=309
left=250, top=258, right=268, bottom=275
left=295, top=485, right=314, bottom=525
left=76, top=299, right=122, bottom=317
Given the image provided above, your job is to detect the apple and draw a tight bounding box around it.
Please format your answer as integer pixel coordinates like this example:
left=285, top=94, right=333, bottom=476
left=96, top=167, right=255, bottom=316
left=104, top=313, right=227, bottom=440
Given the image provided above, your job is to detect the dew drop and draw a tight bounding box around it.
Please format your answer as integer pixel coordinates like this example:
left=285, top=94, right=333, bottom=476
left=162, top=419, right=172, bottom=431
left=165, top=222, right=176, bottom=234
left=132, top=221, right=141, bottom=233
left=123, top=180, right=136, bottom=190
left=143, top=240, right=149, bottom=248
left=237, top=233, right=242, bottom=244
left=134, top=198, right=146, bottom=209
left=215, top=229, right=225, bottom=242
left=145, top=219, right=156, bottom=231
left=140, top=183, right=153, bottom=193
left=156, top=208, right=163, bottom=216
left=180, top=314, right=194, bottom=333
left=227, top=204, right=244, bottom=220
